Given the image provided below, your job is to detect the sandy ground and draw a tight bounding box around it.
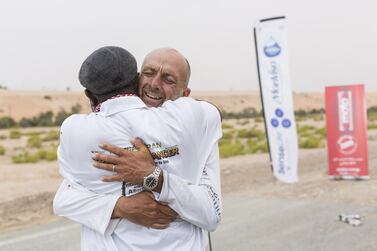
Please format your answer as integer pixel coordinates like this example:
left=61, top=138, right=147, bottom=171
left=1, top=138, right=376, bottom=232
left=1, top=90, right=377, bottom=120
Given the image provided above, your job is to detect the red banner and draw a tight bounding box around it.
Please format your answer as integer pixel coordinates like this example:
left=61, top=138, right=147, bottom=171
left=325, top=84, right=369, bottom=178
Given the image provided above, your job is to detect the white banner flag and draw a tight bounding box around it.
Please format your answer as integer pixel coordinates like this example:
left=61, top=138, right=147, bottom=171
left=254, top=17, right=298, bottom=183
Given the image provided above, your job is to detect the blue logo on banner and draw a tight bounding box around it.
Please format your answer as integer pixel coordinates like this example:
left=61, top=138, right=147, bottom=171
left=271, top=118, right=279, bottom=128
left=282, top=119, right=291, bottom=128
left=272, top=108, right=291, bottom=129
left=264, top=38, right=281, bottom=57
left=275, top=108, right=284, bottom=118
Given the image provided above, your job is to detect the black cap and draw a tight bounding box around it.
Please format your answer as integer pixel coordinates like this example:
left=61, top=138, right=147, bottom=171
left=79, top=46, right=138, bottom=99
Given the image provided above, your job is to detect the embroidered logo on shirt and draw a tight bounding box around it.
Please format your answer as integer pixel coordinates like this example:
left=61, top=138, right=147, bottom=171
left=125, top=142, right=180, bottom=161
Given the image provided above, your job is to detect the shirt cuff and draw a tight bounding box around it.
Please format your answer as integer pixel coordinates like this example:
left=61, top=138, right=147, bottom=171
left=154, top=169, right=169, bottom=203
left=102, top=194, right=122, bottom=236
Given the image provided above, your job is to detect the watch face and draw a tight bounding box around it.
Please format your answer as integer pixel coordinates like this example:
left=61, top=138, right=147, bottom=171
left=145, top=176, right=157, bottom=190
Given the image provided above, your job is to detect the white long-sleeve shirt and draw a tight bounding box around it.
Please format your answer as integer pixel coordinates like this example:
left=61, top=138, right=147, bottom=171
left=53, top=96, right=222, bottom=251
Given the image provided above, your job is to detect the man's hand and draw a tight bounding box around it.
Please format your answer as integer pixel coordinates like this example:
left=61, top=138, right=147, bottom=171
left=113, top=192, right=177, bottom=229
left=92, top=138, right=155, bottom=184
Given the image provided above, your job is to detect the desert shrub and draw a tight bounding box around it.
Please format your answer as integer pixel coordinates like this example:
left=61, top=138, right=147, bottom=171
left=245, top=139, right=268, bottom=154
left=368, top=112, right=377, bottom=122
left=295, top=109, right=308, bottom=117
left=254, top=117, right=263, bottom=123
left=236, top=119, right=250, bottom=126
left=27, top=134, right=42, bottom=148
left=297, top=125, right=316, bottom=137
left=299, top=136, right=323, bottom=149
left=45, top=148, right=57, bottom=161
left=0, top=145, right=5, bottom=155
left=12, top=151, right=40, bottom=163
left=222, top=107, right=260, bottom=120
left=43, top=130, right=60, bottom=141
left=35, top=111, right=54, bottom=127
left=222, top=130, right=236, bottom=140
left=70, top=104, right=82, bottom=114
left=237, top=127, right=265, bottom=140
left=0, top=116, right=16, bottom=129
left=9, top=129, right=21, bottom=139
left=19, top=117, right=37, bottom=127
left=221, top=123, right=233, bottom=129
left=368, top=123, right=377, bottom=130
left=367, top=106, right=377, bottom=113
left=309, top=114, right=324, bottom=121
left=316, top=127, right=327, bottom=138
left=54, top=110, right=71, bottom=126
left=0, top=135, right=7, bottom=140
left=36, top=147, right=57, bottom=161
left=219, top=140, right=245, bottom=158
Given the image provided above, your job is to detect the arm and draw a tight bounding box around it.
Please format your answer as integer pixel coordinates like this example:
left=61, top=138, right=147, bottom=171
left=157, top=143, right=222, bottom=231
left=53, top=179, right=121, bottom=235
left=53, top=178, right=178, bottom=235
left=93, top=140, right=222, bottom=232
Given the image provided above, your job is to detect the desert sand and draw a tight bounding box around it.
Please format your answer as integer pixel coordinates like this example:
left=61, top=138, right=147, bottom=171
left=1, top=90, right=377, bottom=120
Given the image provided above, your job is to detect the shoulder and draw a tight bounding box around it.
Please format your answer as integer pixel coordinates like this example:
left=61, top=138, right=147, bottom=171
left=197, top=100, right=222, bottom=122
left=60, top=114, right=88, bottom=132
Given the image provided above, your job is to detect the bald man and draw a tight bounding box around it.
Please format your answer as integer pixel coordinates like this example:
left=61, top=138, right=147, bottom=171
left=53, top=48, right=222, bottom=251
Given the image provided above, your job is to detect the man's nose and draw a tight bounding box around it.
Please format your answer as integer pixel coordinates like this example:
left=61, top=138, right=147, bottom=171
left=150, top=74, right=162, bottom=88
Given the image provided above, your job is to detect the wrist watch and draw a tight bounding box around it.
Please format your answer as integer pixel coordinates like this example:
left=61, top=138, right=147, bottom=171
left=143, top=166, right=162, bottom=191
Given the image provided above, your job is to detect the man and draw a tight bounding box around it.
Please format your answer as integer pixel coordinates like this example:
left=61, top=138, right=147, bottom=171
left=53, top=46, right=222, bottom=250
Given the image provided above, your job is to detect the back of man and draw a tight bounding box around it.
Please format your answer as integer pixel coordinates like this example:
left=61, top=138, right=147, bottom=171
left=59, top=95, right=221, bottom=250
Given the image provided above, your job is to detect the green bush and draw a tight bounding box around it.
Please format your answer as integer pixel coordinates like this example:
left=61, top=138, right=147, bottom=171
left=43, top=130, right=60, bottom=141
left=219, top=140, right=245, bottom=158
left=0, top=116, right=16, bottom=129
left=9, top=129, right=21, bottom=139
left=221, top=123, right=233, bottom=129
left=367, top=112, right=377, bottom=122
left=254, top=117, right=263, bottom=123
left=299, top=136, right=323, bottom=149
left=222, top=107, right=261, bottom=120
left=236, top=119, right=250, bottom=126
left=0, top=145, right=5, bottom=155
left=45, top=149, right=57, bottom=161
left=36, top=147, right=57, bottom=161
left=12, top=151, right=40, bottom=163
left=368, top=123, right=377, bottom=130
left=237, top=127, right=265, bottom=140
left=219, top=138, right=231, bottom=146
left=297, top=125, right=316, bottom=137
left=316, top=127, right=327, bottom=138
left=245, top=139, right=268, bottom=154
left=222, top=130, right=236, bottom=140
left=27, top=134, right=42, bottom=148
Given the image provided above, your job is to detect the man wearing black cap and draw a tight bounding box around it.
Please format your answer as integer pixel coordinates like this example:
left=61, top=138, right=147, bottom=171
left=54, top=46, right=221, bottom=250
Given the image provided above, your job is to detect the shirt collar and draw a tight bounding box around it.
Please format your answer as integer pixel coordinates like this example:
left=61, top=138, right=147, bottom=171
left=98, top=96, right=147, bottom=116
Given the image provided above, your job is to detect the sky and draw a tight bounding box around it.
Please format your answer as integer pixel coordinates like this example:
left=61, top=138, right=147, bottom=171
left=0, top=0, right=376, bottom=92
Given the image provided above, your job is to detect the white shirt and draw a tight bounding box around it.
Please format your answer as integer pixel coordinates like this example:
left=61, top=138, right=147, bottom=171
left=53, top=96, right=222, bottom=251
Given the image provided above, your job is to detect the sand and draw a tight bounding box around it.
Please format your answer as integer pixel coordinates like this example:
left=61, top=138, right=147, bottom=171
left=1, top=90, right=377, bottom=120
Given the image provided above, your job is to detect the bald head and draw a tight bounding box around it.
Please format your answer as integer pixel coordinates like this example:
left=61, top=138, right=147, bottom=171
left=139, top=48, right=191, bottom=107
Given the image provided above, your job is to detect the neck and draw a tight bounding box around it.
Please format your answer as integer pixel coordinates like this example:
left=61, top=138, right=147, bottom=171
left=94, top=93, right=137, bottom=112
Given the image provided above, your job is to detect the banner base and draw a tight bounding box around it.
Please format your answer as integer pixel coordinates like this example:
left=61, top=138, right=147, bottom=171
left=329, top=176, right=370, bottom=181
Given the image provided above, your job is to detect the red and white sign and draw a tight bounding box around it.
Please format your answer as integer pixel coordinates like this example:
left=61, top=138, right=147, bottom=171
left=325, top=84, right=369, bottom=178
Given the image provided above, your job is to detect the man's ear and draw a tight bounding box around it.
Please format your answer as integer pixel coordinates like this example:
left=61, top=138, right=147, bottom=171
left=85, top=89, right=99, bottom=111
left=183, top=88, right=191, bottom=97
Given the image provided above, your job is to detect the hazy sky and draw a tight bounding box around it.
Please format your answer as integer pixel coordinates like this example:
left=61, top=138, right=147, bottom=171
left=0, top=0, right=376, bottom=92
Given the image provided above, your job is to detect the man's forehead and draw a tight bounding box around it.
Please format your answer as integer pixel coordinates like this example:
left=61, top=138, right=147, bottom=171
left=142, top=54, right=185, bottom=75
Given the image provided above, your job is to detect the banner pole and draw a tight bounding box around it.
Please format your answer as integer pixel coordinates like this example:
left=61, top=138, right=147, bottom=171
left=253, top=25, right=273, bottom=172
left=208, top=232, right=213, bottom=251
